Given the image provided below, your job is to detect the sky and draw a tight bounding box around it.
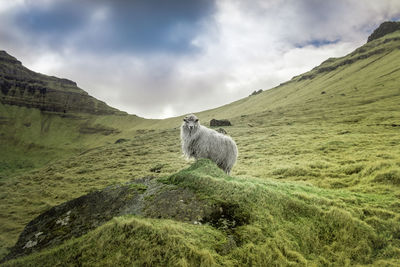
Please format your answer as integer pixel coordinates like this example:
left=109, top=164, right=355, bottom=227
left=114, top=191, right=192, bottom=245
left=1, top=0, right=400, bottom=119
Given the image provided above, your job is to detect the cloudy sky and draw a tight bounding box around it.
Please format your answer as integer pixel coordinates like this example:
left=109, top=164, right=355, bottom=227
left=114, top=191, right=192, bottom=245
left=1, top=0, right=400, bottom=118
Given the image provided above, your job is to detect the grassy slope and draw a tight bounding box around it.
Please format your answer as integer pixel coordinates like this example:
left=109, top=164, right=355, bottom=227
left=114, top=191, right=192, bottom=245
left=4, top=160, right=400, bottom=266
left=0, top=103, right=150, bottom=177
left=1, top=31, right=400, bottom=263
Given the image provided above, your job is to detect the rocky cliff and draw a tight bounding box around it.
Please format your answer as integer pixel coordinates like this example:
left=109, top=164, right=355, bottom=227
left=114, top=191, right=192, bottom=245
left=367, top=21, right=400, bottom=42
left=0, top=51, right=124, bottom=115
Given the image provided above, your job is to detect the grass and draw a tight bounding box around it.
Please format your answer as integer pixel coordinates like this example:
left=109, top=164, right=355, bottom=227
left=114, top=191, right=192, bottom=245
left=3, top=159, right=400, bottom=266
left=1, top=30, right=400, bottom=264
left=0, top=103, right=150, bottom=179
left=3, top=216, right=228, bottom=267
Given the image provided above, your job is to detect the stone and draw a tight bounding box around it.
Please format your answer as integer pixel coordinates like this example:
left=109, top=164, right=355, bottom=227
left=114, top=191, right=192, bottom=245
left=210, top=119, right=232, bottom=127
left=367, top=21, right=400, bottom=43
left=2, top=177, right=244, bottom=262
left=216, top=128, right=227, bottom=135
left=249, top=89, right=263, bottom=96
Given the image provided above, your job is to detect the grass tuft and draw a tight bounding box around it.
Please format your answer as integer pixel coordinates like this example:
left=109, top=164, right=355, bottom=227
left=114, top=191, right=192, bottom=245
left=373, top=170, right=400, bottom=185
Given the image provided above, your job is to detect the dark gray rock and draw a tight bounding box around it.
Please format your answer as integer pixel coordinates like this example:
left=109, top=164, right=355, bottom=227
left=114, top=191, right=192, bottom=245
left=114, top=138, right=130, bottom=144
left=149, top=163, right=166, bottom=173
left=249, top=89, right=263, bottom=96
left=367, top=21, right=400, bottom=43
left=216, top=128, right=227, bottom=135
left=210, top=119, right=232, bottom=127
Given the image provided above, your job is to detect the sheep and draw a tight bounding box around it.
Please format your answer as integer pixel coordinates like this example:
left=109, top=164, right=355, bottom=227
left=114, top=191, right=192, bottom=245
left=180, top=114, right=238, bottom=174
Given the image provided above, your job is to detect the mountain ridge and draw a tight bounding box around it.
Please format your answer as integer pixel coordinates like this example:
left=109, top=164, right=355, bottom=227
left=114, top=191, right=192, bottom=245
left=367, top=21, right=400, bottom=42
left=1, top=21, right=400, bottom=121
left=185, top=23, right=400, bottom=126
left=0, top=50, right=125, bottom=115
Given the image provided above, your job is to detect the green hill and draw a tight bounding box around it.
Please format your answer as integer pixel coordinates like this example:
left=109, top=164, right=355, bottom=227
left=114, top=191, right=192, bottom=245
left=0, top=49, right=152, bottom=177
left=1, top=22, right=400, bottom=265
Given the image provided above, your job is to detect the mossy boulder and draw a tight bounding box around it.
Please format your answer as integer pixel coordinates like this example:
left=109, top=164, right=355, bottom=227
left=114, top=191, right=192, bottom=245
left=2, top=161, right=248, bottom=262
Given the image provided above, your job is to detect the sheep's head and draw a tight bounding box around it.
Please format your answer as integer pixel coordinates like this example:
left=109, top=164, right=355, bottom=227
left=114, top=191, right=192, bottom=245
left=182, top=114, right=200, bottom=132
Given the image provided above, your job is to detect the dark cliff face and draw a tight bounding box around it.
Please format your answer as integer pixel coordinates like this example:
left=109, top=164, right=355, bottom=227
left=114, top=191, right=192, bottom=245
left=0, top=51, right=124, bottom=115
left=367, top=21, right=400, bottom=43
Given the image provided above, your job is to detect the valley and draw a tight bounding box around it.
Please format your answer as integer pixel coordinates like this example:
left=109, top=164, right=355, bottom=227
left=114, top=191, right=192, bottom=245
left=1, top=23, right=400, bottom=265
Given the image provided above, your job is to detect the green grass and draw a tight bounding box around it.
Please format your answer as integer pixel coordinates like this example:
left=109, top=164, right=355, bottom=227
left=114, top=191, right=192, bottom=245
left=3, top=159, right=400, bottom=266
left=1, top=30, right=400, bottom=264
left=3, top=216, right=228, bottom=267
left=0, top=103, right=149, bottom=178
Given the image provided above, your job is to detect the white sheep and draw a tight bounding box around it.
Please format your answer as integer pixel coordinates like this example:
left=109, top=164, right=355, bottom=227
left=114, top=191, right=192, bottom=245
left=180, top=114, right=238, bottom=174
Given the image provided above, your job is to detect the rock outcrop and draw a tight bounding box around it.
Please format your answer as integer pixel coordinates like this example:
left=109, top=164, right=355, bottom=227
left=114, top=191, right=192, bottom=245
left=249, top=89, right=263, bottom=96
left=210, top=119, right=232, bottom=127
left=216, top=128, right=227, bottom=135
left=367, top=21, right=400, bottom=43
left=2, top=175, right=241, bottom=262
left=0, top=51, right=124, bottom=115
left=290, top=21, right=400, bottom=82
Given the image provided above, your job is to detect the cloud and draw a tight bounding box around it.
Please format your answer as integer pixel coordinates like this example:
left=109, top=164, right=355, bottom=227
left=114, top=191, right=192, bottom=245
left=1, top=0, right=400, bottom=118
left=12, top=0, right=216, bottom=54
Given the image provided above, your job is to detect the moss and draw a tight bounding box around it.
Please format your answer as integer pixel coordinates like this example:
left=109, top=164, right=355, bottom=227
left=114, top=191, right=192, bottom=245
left=202, top=201, right=251, bottom=230
left=3, top=217, right=229, bottom=267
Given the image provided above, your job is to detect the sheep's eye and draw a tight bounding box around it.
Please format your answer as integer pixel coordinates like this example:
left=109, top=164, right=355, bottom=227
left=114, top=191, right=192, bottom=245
left=183, top=119, right=188, bottom=122
left=195, top=119, right=199, bottom=122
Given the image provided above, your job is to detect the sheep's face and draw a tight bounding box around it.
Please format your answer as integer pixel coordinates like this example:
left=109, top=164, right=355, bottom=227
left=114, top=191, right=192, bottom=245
left=183, top=114, right=200, bottom=132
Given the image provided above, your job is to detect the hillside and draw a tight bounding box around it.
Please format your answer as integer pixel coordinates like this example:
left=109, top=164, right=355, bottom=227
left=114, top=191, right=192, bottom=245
left=3, top=159, right=400, bottom=266
left=0, top=51, right=124, bottom=115
left=192, top=31, right=400, bottom=124
left=1, top=22, right=400, bottom=265
left=0, top=50, right=154, bottom=177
